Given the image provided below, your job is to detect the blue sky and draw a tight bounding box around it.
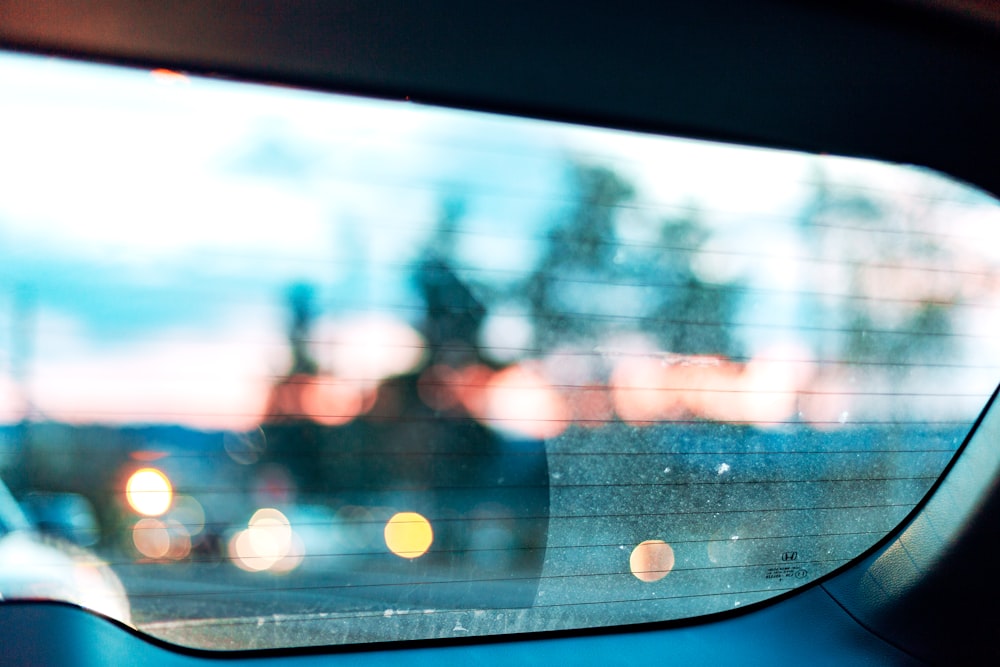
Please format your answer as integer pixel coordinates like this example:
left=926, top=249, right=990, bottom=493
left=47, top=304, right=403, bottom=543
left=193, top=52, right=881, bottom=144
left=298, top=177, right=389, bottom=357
left=1, top=51, right=998, bottom=428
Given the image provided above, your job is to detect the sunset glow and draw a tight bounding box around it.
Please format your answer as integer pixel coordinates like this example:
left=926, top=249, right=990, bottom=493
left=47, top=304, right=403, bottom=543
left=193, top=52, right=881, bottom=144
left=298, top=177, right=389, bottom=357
left=611, top=349, right=812, bottom=426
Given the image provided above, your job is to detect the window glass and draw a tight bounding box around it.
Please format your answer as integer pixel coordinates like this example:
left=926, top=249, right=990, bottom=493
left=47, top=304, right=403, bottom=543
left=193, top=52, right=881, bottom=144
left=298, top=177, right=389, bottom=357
left=0, top=52, right=998, bottom=650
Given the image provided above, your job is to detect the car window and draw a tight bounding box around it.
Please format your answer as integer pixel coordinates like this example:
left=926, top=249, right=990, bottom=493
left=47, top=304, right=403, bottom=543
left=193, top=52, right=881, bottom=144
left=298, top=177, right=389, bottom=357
left=1, top=50, right=998, bottom=650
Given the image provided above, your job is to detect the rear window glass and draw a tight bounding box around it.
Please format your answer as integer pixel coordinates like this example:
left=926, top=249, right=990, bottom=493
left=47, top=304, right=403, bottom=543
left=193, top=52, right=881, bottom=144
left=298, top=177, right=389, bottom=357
left=1, top=52, right=998, bottom=650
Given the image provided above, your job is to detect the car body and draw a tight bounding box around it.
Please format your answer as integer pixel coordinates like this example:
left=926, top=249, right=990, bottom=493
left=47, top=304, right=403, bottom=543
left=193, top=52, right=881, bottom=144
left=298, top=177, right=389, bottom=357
left=0, top=477, right=131, bottom=625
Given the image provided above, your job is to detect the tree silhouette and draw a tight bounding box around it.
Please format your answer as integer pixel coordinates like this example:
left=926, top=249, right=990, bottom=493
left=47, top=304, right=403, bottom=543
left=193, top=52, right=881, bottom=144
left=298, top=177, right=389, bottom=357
left=526, top=162, right=743, bottom=358
left=286, top=282, right=319, bottom=376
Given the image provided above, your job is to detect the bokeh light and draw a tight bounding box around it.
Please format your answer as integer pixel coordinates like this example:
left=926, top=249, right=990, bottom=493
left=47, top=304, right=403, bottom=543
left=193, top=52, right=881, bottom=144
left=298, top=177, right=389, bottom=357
left=481, top=364, right=569, bottom=439
left=268, top=533, right=305, bottom=574
left=125, top=467, right=173, bottom=516
left=629, top=539, right=675, bottom=582
left=611, top=357, right=683, bottom=425
left=132, top=517, right=192, bottom=560
left=247, top=508, right=293, bottom=558
left=228, top=507, right=304, bottom=573
left=453, top=365, right=493, bottom=416
left=735, top=345, right=814, bottom=426
left=321, top=314, right=427, bottom=381
left=384, top=512, right=434, bottom=559
left=132, top=518, right=170, bottom=559
left=567, top=383, right=615, bottom=427
left=302, top=377, right=365, bottom=426
left=223, top=427, right=267, bottom=465
left=611, top=349, right=814, bottom=427
left=164, top=519, right=193, bottom=560
left=168, top=495, right=206, bottom=536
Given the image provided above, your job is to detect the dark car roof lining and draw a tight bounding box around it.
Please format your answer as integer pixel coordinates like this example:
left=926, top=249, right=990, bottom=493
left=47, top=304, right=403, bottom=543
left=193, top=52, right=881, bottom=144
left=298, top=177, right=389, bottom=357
left=2, top=0, right=999, bottom=663
left=2, top=0, right=1000, bottom=196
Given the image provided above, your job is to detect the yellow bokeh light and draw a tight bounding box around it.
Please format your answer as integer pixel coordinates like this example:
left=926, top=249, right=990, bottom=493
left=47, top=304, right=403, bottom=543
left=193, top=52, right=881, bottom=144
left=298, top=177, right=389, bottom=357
left=384, top=512, right=433, bottom=559
left=125, top=468, right=173, bottom=516
left=630, top=539, right=675, bottom=582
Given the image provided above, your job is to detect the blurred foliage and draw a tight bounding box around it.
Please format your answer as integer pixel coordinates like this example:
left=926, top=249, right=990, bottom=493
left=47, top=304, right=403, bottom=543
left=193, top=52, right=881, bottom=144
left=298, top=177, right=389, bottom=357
left=526, top=162, right=744, bottom=357
left=286, top=282, right=319, bottom=376
left=800, top=168, right=959, bottom=370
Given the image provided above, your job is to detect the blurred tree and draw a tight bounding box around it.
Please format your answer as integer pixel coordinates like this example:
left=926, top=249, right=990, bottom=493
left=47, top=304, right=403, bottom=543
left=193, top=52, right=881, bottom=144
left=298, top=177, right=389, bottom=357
left=260, top=282, right=322, bottom=496
left=414, top=197, right=487, bottom=367
left=648, top=213, right=743, bottom=357
left=286, top=282, right=319, bottom=376
left=415, top=256, right=486, bottom=365
left=526, top=161, right=743, bottom=357
left=527, top=164, right=633, bottom=349
left=798, top=169, right=958, bottom=370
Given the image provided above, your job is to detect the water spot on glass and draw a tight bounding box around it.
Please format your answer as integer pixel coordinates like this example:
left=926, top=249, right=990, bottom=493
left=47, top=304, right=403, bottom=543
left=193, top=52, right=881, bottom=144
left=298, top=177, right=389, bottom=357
left=223, top=428, right=267, bottom=465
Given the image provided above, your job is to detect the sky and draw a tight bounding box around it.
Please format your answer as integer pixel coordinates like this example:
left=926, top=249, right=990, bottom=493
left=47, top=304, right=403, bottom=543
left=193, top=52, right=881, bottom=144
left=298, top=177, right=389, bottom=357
left=1, top=51, right=999, bottom=430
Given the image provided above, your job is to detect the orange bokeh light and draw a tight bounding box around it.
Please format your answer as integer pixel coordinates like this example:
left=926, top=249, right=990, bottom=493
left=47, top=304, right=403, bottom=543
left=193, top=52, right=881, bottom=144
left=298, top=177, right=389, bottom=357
left=630, top=540, right=675, bottom=582
left=132, top=518, right=170, bottom=559
left=480, top=364, right=569, bottom=439
left=611, top=349, right=811, bottom=427
left=567, top=384, right=615, bottom=427
left=265, top=374, right=367, bottom=426
left=302, top=377, right=365, bottom=426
